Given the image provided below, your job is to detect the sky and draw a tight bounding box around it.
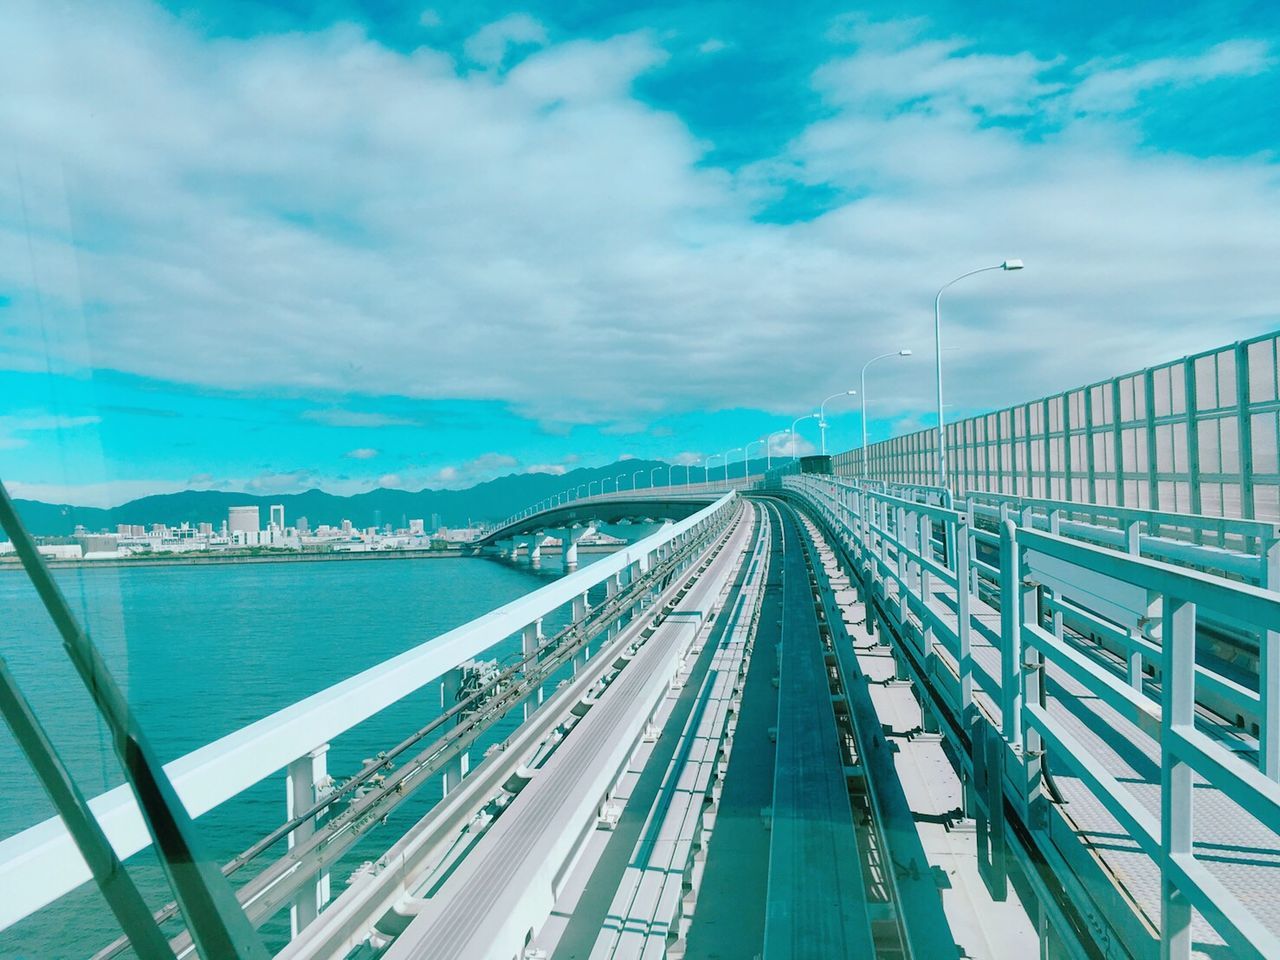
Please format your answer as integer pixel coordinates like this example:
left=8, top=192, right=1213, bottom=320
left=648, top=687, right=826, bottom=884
left=2, top=0, right=1278, bottom=506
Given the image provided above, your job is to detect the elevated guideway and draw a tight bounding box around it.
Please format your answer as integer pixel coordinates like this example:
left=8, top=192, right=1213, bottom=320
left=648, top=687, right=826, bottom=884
left=762, top=506, right=876, bottom=959
left=365, top=501, right=759, bottom=960
left=773, top=473, right=1280, bottom=960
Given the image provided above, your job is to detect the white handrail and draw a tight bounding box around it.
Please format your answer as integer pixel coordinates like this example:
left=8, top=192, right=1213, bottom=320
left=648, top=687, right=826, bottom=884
left=0, top=493, right=737, bottom=932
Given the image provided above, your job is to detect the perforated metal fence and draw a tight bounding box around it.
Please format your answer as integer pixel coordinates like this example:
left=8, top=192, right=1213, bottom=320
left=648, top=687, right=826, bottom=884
left=831, top=330, right=1280, bottom=521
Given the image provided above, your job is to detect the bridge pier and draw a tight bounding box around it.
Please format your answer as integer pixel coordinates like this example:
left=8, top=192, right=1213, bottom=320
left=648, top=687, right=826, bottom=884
left=286, top=743, right=332, bottom=937
left=525, top=533, right=547, bottom=566
left=560, top=524, right=596, bottom=570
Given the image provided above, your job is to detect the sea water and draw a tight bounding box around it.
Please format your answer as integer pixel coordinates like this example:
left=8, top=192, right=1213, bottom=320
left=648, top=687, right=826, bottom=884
left=0, top=547, right=619, bottom=958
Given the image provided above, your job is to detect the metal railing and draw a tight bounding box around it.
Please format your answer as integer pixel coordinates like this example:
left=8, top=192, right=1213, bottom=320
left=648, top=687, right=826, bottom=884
left=776, top=473, right=1280, bottom=960
left=0, top=493, right=739, bottom=940
left=830, top=330, right=1280, bottom=522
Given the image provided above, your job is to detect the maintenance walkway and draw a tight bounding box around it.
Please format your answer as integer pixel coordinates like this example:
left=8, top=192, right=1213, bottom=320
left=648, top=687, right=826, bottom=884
left=780, top=473, right=1280, bottom=960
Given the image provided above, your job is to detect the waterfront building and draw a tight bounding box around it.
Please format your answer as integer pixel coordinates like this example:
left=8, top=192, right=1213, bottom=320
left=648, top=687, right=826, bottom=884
left=228, top=506, right=260, bottom=535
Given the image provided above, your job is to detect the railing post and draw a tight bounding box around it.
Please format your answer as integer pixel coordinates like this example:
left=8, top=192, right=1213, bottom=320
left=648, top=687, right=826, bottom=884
left=967, top=503, right=979, bottom=598
left=999, top=519, right=1023, bottom=744
left=286, top=743, right=331, bottom=937
left=896, top=505, right=910, bottom=624
left=918, top=512, right=934, bottom=661
left=1261, top=533, right=1279, bottom=780
left=1160, top=595, right=1195, bottom=960
left=955, top=517, right=974, bottom=722
left=1022, top=576, right=1046, bottom=828
left=440, top=669, right=465, bottom=794
left=523, top=619, right=544, bottom=719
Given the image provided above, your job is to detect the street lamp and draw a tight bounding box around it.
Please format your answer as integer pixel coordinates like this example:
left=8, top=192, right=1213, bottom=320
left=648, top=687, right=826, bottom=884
left=705, top=454, right=721, bottom=484
left=576, top=484, right=585, bottom=499
left=588, top=480, right=599, bottom=497
left=767, top=430, right=789, bottom=471
left=723, top=447, right=743, bottom=482
left=934, top=260, right=1023, bottom=487
left=615, top=473, right=625, bottom=494
left=632, top=469, right=643, bottom=489
left=818, top=389, right=857, bottom=456
left=860, top=349, right=912, bottom=477
left=745, top=439, right=765, bottom=475
left=790, top=413, right=819, bottom=461
left=650, top=465, right=665, bottom=488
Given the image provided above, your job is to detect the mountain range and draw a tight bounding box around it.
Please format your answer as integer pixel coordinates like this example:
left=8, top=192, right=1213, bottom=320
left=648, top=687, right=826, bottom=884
left=10, top=458, right=774, bottom=537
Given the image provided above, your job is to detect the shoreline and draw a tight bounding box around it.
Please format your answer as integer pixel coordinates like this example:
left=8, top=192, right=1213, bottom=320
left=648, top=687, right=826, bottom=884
left=0, top=542, right=623, bottom=572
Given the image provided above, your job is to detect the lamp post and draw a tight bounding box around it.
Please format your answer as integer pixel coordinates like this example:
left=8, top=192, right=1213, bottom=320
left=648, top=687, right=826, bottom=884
left=934, top=260, right=1023, bottom=487
left=745, top=439, right=765, bottom=475
left=650, top=465, right=665, bottom=488
left=790, top=413, right=818, bottom=462
left=632, top=469, right=643, bottom=489
left=615, top=473, right=625, bottom=493
left=705, top=454, right=721, bottom=484
left=860, top=349, right=913, bottom=477
left=818, top=389, right=857, bottom=456
left=767, top=430, right=788, bottom=471
left=588, top=480, right=598, bottom=497
left=576, top=484, right=585, bottom=499
left=722, top=448, right=743, bottom=482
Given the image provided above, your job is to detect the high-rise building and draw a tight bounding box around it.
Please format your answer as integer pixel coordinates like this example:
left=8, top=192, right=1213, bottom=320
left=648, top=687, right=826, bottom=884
left=296, top=516, right=310, bottom=536
left=269, top=504, right=285, bottom=530
left=228, top=506, right=260, bottom=535
left=409, top=518, right=425, bottom=535
left=341, top=519, right=353, bottom=535
left=198, top=522, right=213, bottom=536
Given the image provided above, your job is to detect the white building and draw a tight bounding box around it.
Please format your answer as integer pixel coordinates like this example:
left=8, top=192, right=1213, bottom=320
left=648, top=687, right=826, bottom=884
left=228, top=506, right=260, bottom=536
left=269, top=504, right=285, bottom=530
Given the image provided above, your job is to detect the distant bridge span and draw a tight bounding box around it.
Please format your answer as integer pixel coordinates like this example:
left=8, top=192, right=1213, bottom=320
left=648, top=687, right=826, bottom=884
left=473, top=483, right=750, bottom=549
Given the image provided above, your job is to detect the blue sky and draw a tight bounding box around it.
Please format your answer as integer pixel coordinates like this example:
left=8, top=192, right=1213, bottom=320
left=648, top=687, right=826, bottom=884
left=2, top=0, right=1279, bottom=505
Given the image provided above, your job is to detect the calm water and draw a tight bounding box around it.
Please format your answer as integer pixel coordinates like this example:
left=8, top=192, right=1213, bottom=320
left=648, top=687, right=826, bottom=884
left=0, top=546, right=627, bottom=958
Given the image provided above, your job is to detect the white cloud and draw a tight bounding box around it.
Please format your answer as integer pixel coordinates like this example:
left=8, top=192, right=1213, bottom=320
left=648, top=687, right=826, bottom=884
left=345, top=447, right=379, bottom=459
left=0, top=413, right=101, bottom=448
left=698, top=38, right=727, bottom=55
left=463, top=13, right=547, bottom=67
left=1071, top=39, right=1275, bottom=113
left=526, top=463, right=567, bottom=475
left=421, top=452, right=520, bottom=488
left=243, top=469, right=321, bottom=493
left=6, top=478, right=191, bottom=508
left=0, top=4, right=1277, bottom=440
left=418, top=9, right=441, bottom=29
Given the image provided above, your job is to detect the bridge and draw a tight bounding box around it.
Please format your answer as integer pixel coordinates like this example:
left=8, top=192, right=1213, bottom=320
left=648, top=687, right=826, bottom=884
left=1, top=330, right=1279, bottom=960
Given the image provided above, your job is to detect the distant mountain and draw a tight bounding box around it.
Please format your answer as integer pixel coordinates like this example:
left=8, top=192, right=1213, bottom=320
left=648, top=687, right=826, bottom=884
left=10, top=458, right=774, bottom=537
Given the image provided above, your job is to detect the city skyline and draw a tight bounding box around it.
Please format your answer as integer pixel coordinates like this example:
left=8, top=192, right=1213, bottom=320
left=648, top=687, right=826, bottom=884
left=3, top=1, right=1279, bottom=506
